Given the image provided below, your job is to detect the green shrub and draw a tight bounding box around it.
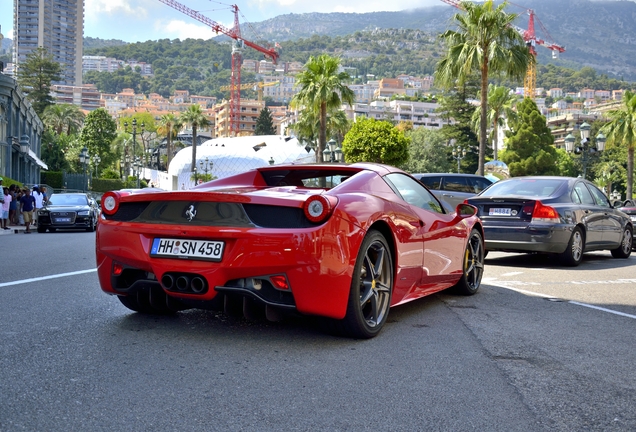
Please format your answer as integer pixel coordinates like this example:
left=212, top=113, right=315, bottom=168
left=41, top=171, right=64, bottom=188
left=92, top=178, right=125, bottom=192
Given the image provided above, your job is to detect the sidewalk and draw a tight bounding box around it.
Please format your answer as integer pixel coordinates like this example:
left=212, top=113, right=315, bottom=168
left=0, top=225, right=33, bottom=235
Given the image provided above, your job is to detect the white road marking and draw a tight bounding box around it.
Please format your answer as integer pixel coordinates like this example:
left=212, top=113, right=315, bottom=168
left=0, top=269, right=97, bottom=288
left=486, top=281, right=636, bottom=320
left=500, top=272, right=524, bottom=277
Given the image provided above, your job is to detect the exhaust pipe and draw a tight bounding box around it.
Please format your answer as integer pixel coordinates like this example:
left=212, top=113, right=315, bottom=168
left=190, top=276, right=207, bottom=294
left=176, top=275, right=191, bottom=291
left=161, top=274, right=175, bottom=290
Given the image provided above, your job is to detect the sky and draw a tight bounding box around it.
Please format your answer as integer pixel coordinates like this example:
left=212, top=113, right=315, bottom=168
left=1, top=0, right=442, bottom=44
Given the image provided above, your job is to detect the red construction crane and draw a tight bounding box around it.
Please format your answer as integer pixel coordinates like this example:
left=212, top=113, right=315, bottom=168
left=157, top=0, right=279, bottom=135
left=440, top=0, right=565, bottom=98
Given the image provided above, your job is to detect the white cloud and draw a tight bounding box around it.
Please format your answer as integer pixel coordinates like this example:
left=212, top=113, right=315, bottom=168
left=85, top=0, right=149, bottom=19
left=156, top=19, right=217, bottom=40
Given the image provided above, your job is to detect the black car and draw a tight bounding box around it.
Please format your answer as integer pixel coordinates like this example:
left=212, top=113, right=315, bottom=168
left=412, top=173, right=494, bottom=208
left=465, top=176, right=633, bottom=266
left=36, top=193, right=100, bottom=233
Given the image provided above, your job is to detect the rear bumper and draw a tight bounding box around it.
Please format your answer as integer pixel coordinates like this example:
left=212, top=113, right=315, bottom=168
left=483, top=223, right=573, bottom=254
left=95, top=217, right=363, bottom=319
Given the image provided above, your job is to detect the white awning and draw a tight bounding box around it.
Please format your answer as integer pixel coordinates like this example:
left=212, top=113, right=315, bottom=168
left=28, top=149, right=49, bottom=170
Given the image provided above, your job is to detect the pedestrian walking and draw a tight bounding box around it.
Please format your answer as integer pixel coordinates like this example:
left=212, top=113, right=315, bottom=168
left=32, top=185, right=44, bottom=226
left=19, top=188, right=36, bottom=233
left=1, top=186, right=10, bottom=230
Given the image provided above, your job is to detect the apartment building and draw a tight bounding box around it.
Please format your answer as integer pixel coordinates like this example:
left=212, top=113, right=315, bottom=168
left=374, top=78, right=406, bottom=99
left=82, top=56, right=123, bottom=73
left=343, top=100, right=449, bottom=130
left=261, top=75, right=296, bottom=104
left=51, top=83, right=101, bottom=111
left=547, top=113, right=603, bottom=149
left=213, top=99, right=266, bottom=138
left=13, top=0, right=84, bottom=86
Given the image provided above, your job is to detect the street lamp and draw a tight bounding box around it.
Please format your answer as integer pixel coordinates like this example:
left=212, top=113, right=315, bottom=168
left=79, top=147, right=89, bottom=191
left=323, top=138, right=342, bottom=163
left=124, top=118, right=144, bottom=188
left=199, top=157, right=212, bottom=181
left=564, top=122, right=606, bottom=179
left=92, top=155, right=101, bottom=179
left=133, top=157, right=141, bottom=187
left=269, top=157, right=275, bottom=166
left=451, top=144, right=467, bottom=174
left=193, top=166, right=198, bottom=184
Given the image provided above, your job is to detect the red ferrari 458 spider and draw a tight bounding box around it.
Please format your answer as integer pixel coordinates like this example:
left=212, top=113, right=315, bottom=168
left=96, top=163, right=484, bottom=338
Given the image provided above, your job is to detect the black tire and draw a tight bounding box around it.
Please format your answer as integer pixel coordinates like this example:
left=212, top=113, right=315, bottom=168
left=337, top=230, right=393, bottom=339
left=453, top=229, right=485, bottom=295
left=37, top=226, right=46, bottom=233
left=86, top=218, right=95, bottom=232
left=559, top=226, right=584, bottom=266
left=610, top=226, right=633, bottom=259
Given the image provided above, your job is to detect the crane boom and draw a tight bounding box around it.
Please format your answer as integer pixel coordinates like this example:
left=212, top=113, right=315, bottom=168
left=157, top=0, right=279, bottom=135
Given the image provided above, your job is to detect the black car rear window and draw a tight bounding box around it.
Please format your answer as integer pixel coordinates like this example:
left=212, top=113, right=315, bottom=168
left=418, top=176, right=442, bottom=189
left=479, top=179, right=566, bottom=198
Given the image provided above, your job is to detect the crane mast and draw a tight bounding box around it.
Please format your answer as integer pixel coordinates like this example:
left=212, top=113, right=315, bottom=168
left=157, top=0, right=279, bottom=135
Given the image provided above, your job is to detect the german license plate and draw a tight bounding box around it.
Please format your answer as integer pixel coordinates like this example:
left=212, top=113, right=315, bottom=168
left=630, top=216, right=636, bottom=222
left=489, top=208, right=511, bottom=216
left=150, top=238, right=224, bottom=261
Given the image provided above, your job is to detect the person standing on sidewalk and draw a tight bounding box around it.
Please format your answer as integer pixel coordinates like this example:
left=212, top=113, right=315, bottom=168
left=2, top=187, right=11, bottom=230
left=32, top=185, right=44, bottom=227
left=19, top=188, right=36, bottom=233
left=8, top=185, right=18, bottom=225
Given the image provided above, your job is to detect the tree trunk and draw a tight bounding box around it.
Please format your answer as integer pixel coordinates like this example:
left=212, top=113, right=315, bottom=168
left=318, top=102, right=327, bottom=164
left=628, top=145, right=634, bottom=200
left=479, top=61, right=489, bottom=176
left=166, top=126, right=172, bottom=170
left=191, top=125, right=197, bottom=172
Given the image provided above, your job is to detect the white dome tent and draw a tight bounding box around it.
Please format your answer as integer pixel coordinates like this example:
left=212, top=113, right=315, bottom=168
left=166, top=135, right=315, bottom=189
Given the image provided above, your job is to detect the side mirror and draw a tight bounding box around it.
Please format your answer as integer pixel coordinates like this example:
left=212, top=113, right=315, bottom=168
left=456, top=203, right=477, bottom=217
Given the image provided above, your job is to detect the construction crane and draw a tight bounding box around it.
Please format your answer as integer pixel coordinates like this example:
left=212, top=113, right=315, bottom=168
left=219, top=81, right=280, bottom=101
left=157, top=0, right=279, bottom=135
left=440, top=0, right=565, bottom=98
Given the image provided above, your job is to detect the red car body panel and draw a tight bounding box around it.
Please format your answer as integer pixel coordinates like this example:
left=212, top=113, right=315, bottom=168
left=96, top=163, right=481, bottom=319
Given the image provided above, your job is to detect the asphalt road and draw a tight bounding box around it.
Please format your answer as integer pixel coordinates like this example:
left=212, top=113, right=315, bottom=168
left=1, top=231, right=635, bottom=431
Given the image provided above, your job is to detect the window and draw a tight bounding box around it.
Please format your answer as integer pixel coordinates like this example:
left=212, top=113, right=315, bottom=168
left=586, top=183, right=610, bottom=207
left=444, top=177, right=473, bottom=193
left=572, top=182, right=595, bottom=205
left=384, top=173, right=444, bottom=214
left=417, top=175, right=442, bottom=190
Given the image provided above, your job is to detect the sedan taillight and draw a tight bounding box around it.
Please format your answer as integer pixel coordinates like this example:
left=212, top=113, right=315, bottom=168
left=531, top=201, right=560, bottom=223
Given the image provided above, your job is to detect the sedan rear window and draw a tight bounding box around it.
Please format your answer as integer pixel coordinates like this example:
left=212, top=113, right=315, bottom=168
left=479, top=179, right=566, bottom=198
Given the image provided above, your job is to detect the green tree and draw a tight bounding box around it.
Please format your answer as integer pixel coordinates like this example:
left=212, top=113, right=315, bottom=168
left=42, top=103, right=85, bottom=135
left=292, top=54, right=355, bottom=162
left=471, top=84, right=518, bottom=160
left=400, top=128, right=454, bottom=174
left=500, top=98, right=557, bottom=176
left=601, top=90, right=636, bottom=199
left=40, top=130, right=71, bottom=172
left=342, top=117, right=409, bottom=166
left=179, top=104, right=211, bottom=172
left=255, top=107, right=276, bottom=135
left=435, top=0, right=531, bottom=176
left=157, top=113, right=182, bottom=169
left=16, top=47, right=62, bottom=115
left=79, top=108, right=118, bottom=171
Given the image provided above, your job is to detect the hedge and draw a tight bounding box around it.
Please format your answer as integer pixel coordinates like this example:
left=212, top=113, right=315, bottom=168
left=41, top=172, right=64, bottom=189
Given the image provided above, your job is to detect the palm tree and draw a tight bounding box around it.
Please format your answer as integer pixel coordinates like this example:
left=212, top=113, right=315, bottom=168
left=157, top=113, right=182, bottom=170
left=471, top=84, right=518, bottom=160
left=292, top=54, right=355, bottom=163
left=42, top=103, right=85, bottom=135
left=601, top=90, right=636, bottom=199
left=289, top=108, right=351, bottom=155
left=435, top=0, right=531, bottom=175
left=179, top=104, right=211, bottom=172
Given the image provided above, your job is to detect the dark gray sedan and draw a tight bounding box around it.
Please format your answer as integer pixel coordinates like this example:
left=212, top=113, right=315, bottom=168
left=465, top=176, right=633, bottom=266
left=36, top=193, right=99, bottom=233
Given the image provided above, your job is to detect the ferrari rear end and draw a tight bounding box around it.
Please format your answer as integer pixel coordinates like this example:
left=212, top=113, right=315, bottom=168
left=96, top=184, right=364, bottom=320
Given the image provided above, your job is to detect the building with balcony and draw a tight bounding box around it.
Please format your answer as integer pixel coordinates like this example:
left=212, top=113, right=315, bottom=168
left=51, top=84, right=101, bottom=111
left=213, top=99, right=265, bottom=138
left=13, top=0, right=84, bottom=86
left=343, top=100, right=449, bottom=130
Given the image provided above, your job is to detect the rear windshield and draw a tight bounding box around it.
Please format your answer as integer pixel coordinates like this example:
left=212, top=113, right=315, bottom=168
left=259, top=168, right=362, bottom=188
left=479, top=178, right=566, bottom=198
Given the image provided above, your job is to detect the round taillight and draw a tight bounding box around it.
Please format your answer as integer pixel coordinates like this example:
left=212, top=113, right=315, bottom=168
left=304, top=195, right=332, bottom=223
left=101, top=192, right=119, bottom=215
